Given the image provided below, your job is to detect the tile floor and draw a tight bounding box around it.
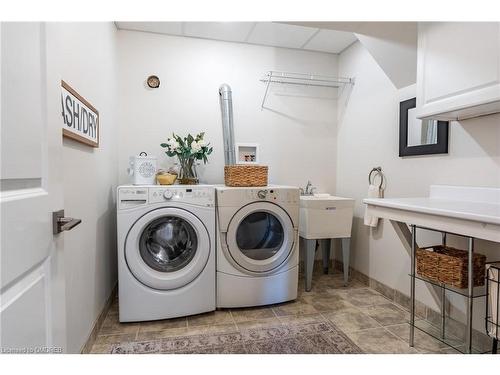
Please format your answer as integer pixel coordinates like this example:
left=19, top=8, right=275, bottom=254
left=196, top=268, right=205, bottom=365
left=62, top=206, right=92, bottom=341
left=90, top=271, right=460, bottom=354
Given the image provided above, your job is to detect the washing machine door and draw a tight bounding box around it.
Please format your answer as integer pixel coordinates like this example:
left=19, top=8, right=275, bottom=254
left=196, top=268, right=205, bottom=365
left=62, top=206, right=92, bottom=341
left=225, top=202, right=295, bottom=273
left=125, top=207, right=210, bottom=290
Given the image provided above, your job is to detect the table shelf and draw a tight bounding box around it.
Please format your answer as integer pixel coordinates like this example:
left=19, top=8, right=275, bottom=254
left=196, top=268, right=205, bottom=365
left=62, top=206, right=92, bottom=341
left=407, top=225, right=496, bottom=353
left=409, top=273, right=487, bottom=299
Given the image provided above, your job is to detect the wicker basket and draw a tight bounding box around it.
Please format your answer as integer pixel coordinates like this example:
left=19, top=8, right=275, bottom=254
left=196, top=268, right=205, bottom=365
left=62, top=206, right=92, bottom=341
left=416, top=245, right=486, bottom=289
left=224, top=165, right=268, bottom=187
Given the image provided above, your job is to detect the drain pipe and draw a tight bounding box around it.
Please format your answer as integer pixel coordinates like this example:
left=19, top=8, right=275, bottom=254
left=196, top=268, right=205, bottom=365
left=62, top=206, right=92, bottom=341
left=219, top=84, right=236, bottom=165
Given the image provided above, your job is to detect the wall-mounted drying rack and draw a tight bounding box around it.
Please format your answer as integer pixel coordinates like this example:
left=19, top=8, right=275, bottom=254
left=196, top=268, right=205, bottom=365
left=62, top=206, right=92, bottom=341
left=259, top=70, right=354, bottom=110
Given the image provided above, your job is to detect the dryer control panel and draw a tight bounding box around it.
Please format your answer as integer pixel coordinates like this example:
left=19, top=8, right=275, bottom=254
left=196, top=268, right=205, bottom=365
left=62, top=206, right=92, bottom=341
left=245, top=188, right=299, bottom=204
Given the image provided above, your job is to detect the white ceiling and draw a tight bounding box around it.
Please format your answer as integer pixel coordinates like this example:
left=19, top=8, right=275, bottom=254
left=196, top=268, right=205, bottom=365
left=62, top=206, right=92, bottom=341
left=115, top=22, right=357, bottom=54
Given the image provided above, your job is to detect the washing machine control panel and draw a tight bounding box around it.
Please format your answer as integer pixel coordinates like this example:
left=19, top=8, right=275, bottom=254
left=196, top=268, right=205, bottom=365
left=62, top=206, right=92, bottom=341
left=149, top=186, right=214, bottom=206
left=118, top=186, right=215, bottom=209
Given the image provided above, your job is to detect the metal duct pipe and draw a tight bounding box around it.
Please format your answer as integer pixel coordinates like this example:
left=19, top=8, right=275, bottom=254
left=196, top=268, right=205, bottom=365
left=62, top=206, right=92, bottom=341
left=219, top=84, right=236, bottom=165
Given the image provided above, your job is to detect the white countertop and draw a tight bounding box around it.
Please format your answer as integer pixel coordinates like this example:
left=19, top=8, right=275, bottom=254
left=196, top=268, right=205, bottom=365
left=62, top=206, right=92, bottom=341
left=363, top=196, right=500, bottom=225
left=363, top=186, right=500, bottom=242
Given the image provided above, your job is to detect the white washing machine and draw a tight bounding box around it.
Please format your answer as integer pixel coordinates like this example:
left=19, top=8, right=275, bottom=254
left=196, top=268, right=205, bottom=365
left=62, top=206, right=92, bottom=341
left=216, top=185, right=300, bottom=308
left=117, top=185, right=215, bottom=322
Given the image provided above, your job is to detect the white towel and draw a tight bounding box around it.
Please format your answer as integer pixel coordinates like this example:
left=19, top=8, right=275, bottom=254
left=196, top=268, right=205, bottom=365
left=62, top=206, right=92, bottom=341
left=487, top=264, right=499, bottom=339
left=364, top=184, right=381, bottom=228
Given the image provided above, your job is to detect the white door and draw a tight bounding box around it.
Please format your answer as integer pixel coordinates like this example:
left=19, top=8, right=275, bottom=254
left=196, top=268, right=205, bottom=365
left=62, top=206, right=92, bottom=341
left=1, top=23, right=67, bottom=353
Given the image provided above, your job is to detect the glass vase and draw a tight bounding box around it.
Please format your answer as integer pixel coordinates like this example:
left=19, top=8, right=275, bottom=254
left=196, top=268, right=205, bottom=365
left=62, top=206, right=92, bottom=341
left=177, top=156, right=199, bottom=185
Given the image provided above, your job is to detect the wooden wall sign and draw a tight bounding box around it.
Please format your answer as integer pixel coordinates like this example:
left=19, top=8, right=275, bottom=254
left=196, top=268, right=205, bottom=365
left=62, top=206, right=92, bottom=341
left=60, top=80, right=99, bottom=147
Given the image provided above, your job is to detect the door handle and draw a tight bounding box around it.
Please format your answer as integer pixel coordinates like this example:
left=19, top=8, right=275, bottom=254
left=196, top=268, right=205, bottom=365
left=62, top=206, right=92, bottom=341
left=52, top=210, right=82, bottom=234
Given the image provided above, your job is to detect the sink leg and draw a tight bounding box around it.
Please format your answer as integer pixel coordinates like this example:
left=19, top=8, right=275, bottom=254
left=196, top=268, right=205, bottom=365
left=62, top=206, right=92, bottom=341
left=305, top=239, right=316, bottom=292
left=322, top=239, right=331, bottom=274
left=341, top=238, right=350, bottom=286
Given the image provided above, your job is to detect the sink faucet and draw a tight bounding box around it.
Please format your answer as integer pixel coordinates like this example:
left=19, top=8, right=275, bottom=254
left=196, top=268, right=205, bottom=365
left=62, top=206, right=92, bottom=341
left=300, top=180, right=316, bottom=196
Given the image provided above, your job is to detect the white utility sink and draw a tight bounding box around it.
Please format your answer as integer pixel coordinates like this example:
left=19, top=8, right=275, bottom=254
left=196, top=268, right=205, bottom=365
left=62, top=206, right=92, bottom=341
left=299, top=194, right=355, bottom=239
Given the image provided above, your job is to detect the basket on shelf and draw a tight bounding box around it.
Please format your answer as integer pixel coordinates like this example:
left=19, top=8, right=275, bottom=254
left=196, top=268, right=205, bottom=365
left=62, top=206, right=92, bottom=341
left=224, top=165, right=268, bottom=187
left=416, top=245, right=486, bottom=289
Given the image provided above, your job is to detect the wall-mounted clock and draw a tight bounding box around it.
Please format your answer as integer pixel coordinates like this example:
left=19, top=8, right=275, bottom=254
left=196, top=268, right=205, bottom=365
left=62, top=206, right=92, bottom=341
left=147, top=75, right=160, bottom=88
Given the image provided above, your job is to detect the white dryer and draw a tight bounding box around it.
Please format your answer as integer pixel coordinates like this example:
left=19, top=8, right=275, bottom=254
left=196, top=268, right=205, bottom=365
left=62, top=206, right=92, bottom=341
left=117, top=185, right=215, bottom=322
left=216, top=185, right=300, bottom=308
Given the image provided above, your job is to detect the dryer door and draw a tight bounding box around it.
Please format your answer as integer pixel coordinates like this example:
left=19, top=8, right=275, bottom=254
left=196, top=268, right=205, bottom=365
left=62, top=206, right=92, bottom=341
left=125, top=207, right=210, bottom=290
left=225, top=202, right=295, bottom=273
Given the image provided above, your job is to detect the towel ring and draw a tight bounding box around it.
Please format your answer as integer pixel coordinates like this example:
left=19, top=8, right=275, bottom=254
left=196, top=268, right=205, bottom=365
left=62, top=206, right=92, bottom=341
left=368, top=167, right=384, bottom=190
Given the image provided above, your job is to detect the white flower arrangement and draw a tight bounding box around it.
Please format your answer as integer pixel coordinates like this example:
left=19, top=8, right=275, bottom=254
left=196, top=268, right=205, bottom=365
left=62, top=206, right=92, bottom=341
left=160, top=132, right=213, bottom=183
left=161, top=132, right=212, bottom=162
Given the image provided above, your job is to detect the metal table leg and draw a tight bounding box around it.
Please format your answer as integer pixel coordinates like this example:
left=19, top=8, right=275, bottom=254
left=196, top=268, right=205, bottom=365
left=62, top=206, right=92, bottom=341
left=441, top=287, right=446, bottom=340
left=441, top=232, right=447, bottom=340
left=410, top=224, right=416, bottom=347
left=341, top=238, right=351, bottom=286
left=466, top=237, right=474, bottom=353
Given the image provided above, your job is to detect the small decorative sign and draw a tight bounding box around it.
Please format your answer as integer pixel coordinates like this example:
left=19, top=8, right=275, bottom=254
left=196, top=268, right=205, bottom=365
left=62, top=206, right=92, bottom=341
left=60, top=80, right=99, bottom=147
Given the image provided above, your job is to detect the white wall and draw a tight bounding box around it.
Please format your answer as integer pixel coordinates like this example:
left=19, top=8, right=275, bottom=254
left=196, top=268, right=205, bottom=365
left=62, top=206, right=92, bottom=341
left=337, top=41, right=500, bottom=330
left=117, top=30, right=339, bottom=192
left=353, top=23, right=417, bottom=89
left=45, top=22, right=119, bottom=353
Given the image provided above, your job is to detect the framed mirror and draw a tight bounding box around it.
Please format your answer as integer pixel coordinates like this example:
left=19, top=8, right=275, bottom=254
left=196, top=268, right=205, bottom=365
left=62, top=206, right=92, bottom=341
left=399, top=97, right=449, bottom=157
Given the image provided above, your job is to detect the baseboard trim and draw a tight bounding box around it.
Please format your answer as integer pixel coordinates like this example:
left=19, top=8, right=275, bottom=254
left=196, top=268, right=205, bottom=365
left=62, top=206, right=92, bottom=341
left=80, top=283, right=117, bottom=354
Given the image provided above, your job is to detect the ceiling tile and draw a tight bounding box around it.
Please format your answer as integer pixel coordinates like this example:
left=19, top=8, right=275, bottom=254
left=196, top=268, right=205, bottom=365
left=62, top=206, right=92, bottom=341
left=302, top=29, right=357, bottom=53
left=247, top=22, right=318, bottom=49
left=115, top=22, right=356, bottom=55
left=115, top=22, right=183, bottom=35
left=183, top=22, right=256, bottom=43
